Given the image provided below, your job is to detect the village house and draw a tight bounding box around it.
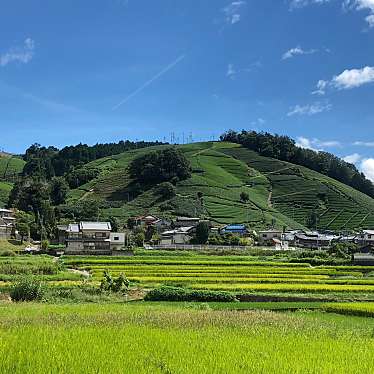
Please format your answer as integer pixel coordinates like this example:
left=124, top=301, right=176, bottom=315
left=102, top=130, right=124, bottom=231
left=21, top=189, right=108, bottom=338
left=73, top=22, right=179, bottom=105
left=294, top=231, right=335, bottom=250
left=0, top=209, right=15, bottom=239
left=59, top=222, right=125, bottom=255
left=133, top=215, right=171, bottom=231
left=357, top=230, right=374, bottom=248
left=220, top=224, right=247, bottom=236
left=257, top=229, right=283, bottom=246
left=160, top=226, right=195, bottom=245
left=173, top=217, right=201, bottom=228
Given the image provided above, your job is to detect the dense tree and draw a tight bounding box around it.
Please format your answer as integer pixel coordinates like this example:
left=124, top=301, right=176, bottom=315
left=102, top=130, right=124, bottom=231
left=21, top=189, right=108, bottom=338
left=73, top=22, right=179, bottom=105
left=195, top=221, right=210, bottom=244
left=50, top=177, right=69, bottom=205
left=156, top=182, right=176, bottom=199
left=240, top=191, right=250, bottom=203
left=221, top=130, right=374, bottom=198
left=129, top=147, right=191, bottom=184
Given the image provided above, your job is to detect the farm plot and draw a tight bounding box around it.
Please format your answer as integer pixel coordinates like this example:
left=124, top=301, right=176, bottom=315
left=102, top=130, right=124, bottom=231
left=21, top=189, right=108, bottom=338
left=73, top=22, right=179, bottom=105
left=63, top=253, right=374, bottom=297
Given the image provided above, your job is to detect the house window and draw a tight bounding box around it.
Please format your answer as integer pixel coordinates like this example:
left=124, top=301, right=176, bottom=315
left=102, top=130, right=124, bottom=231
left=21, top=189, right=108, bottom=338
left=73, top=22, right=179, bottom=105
left=114, top=236, right=119, bottom=241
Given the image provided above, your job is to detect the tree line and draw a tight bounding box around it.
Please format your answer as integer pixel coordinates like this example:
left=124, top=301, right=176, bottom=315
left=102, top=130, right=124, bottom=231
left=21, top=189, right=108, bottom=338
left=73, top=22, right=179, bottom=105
left=220, top=130, right=374, bottom=198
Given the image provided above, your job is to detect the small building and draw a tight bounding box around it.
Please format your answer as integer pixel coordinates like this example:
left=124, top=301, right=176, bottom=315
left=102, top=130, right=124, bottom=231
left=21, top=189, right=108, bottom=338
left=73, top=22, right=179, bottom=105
left=110, top=232, right=126, bottom=251
left=0, top=217, right=13, bottom=239
left=174, top=217, right=201, bottom=228
left=0, top=209, right=15, bottom=239
left=358, top=230, right=374, bottom=247
left=257, top=229, right=283, bottom=246
left=353, top=252, right=374, bottom=266
left=294, top=232, right=334, bottom=249
left=160, top=226, right=195, bottom=245
left=134, top=215, right=160, bottom=227
left=220, top=224, right=247, bottom=236
left=64, top=222, right=112, bottom=255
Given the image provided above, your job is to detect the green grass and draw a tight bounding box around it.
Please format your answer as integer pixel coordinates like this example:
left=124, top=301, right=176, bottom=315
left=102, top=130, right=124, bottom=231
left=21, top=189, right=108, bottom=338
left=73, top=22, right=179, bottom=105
left=1, top=303, right=374, bottom=373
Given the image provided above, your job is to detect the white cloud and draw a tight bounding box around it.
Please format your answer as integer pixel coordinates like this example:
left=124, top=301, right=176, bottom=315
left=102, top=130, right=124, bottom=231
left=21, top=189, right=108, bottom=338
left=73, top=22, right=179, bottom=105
left=333, top=66, right=374, bottom=89
left=312, top=80, right=329, bottom=95
left=282, top=46, right=317, bottom=60
left=314, top=66, right=374, bottom=93
left=289, top=0, right=331, bottom=10
left=0, top=38, right=35, bottom=67
left=343, top=153, right=362, bottom=163
left=287, top=102, right=332, bottom=116
left=344, top=0, right=374, bottom=27
left=226, top=63, right=236, bottom=79
left=251, top=118, right=266, bottom=126
left=296, top=136, right=340, bottom=151
left=222, top=1, right=246, bottom=24
left=354, top=141, right=374, bottom=146
left=361, top=158, right=374, bottom=181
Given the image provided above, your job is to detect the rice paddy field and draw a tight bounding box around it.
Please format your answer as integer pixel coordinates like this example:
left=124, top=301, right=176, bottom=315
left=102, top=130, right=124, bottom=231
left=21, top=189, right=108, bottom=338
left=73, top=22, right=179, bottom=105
left=1, top=302, right=374, bottom=373
left=3, top=252, right=374, bottom=372
left=62, top=251, right=374, bottom=300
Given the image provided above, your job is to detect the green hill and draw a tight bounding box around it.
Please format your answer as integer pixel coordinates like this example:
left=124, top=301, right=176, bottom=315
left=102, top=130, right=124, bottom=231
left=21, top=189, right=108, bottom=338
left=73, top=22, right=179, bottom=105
left=64, top=142, right=374, bottom=231
left=0, top=155, right=25, bottom=207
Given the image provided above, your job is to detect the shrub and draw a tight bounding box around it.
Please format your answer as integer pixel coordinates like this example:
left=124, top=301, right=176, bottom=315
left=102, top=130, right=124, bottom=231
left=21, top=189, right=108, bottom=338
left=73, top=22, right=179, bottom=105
left=100, top=271, right=130, bottom=293
left=144, top=286, right=237, bottom=302
left=156, top=182, right=176, bottom=199
left=0, top=249, right=16, bottom=257
left=10, top=275, right=46, bottom=302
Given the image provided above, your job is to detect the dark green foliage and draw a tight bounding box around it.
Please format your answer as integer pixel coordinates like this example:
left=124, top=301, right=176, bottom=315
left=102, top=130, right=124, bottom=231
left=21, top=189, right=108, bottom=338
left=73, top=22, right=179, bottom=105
left=0, top=249, right=16, bottom=257
left=57, top=199, right=100, bottom=221
left=10, top=275, right=46, bottom=302
left=156, top=182, right=176, bottom=199
left=144, top=286, right=237, bottom=302
left=195, top=222, right=210, bottom=244
left=221, top=130, right=374, bottom=198
left=129, top=147, right=191, bottom=184
left=65, top=167, right=100, bottom=189
left=134, top=232, right=145, bottom=247
left=50, top=177, right=69, bottom=205
left=23, top=141, right=165, bottom=179
left=100, top=270, right=130, bottom=293
left=109, top=216, right=120, bottom=232
left=240, top=191, right=250, bottom=203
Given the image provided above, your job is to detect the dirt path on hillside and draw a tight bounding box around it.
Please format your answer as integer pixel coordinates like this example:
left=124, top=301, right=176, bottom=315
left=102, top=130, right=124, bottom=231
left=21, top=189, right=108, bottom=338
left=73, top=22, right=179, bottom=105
left=267, top=190, right=273, bottom=208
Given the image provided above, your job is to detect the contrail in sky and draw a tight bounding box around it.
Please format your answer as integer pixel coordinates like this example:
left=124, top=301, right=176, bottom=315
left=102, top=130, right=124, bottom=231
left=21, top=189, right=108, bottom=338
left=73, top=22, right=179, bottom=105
left=112, top=54, right=186, bottom=111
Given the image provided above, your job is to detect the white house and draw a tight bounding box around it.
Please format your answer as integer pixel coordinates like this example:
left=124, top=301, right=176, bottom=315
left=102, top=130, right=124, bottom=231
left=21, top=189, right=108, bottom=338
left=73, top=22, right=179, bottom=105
left=160, top=226, right=195, bottom=245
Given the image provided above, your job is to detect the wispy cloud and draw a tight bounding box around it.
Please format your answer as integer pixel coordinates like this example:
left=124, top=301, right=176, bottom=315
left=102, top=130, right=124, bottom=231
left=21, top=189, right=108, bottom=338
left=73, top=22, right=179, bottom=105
left=343, top=153, right=362, bottom=163
left=251, top=118, right=266, bottom=126
left=289, top=0, right=331, bottom=10
left=282, top=46, right=318, bottom=60
left=0, top=38, right=35, bottom=67
left=112, top=54, right=186, bottom=111
left=287, top=102, right=332, bottom=116
left=344, top=0, right=374, bottom=27
left=296, top=137, right=339, bottom=151
left=226, top=61, right=261, bottom=79
left=354, top=140, right=374, bottom=147
left=296, top=136, right=341, bottom=151
left=314, top=66, right=374, bottom=94
left=226, top=63, right=236, bottom=79
left=290, top=0, right=374, bottom=27
left=222, top=1, right=247, bottom=24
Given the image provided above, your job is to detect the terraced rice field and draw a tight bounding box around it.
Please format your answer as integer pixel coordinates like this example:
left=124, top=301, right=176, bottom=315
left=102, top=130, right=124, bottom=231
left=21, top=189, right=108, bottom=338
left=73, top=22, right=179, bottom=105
left=63, top=252, right=374, bottom=298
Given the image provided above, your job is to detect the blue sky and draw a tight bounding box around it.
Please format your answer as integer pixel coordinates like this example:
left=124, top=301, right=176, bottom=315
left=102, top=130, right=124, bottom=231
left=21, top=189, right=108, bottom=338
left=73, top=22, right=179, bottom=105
left=1, top=0, right=374, bottom=178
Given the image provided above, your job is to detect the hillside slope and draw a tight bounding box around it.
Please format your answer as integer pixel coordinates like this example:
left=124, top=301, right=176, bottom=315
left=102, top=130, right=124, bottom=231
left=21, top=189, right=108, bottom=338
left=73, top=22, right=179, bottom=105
left=0, top=155, right=25, bottom=207
left=66, top=142, right=374, bottom=230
